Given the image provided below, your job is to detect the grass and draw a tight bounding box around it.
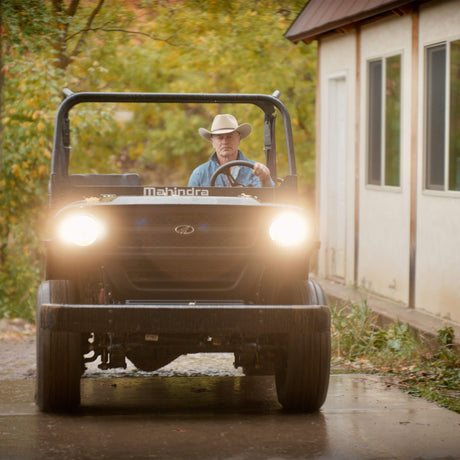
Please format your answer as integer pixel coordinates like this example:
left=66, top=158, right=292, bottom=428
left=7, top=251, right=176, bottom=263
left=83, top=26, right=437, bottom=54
left=330, top=302, right=460, bottom=413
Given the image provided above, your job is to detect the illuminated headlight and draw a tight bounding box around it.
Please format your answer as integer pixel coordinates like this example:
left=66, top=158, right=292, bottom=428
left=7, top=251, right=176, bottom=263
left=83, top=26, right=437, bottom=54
left=269, top=212, right=309, bottom=247
left=57, top=214, right=106, bottom=247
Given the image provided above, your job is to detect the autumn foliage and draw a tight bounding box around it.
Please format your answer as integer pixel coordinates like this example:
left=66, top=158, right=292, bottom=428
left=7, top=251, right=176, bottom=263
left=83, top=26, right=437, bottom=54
left=0, top=0, right=316, bottom=321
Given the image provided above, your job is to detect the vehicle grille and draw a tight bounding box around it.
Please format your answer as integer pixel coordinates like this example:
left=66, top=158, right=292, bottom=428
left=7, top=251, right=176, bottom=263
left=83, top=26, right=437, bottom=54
left=124, top=256, right=245, bottom=291
left=115, top=205, right=260, bottom=249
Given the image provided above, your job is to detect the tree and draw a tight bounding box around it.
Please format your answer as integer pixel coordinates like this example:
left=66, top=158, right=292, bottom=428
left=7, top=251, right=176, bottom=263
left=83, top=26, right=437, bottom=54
left=51, top=0, right=106, bottom=70
left=0, top=0, right=317, bottom=320
left=0, top=0, right=124, bottom=318
left=68, top=0, right=316, bottom=186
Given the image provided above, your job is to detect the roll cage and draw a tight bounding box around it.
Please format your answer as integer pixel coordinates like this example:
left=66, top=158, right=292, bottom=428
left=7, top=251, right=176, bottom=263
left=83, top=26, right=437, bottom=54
left=49, top=90, right=299, bottom=207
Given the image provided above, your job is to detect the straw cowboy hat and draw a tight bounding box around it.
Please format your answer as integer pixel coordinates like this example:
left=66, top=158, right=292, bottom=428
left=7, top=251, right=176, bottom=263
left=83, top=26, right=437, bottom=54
left=199, top=114, right=252, bottom=141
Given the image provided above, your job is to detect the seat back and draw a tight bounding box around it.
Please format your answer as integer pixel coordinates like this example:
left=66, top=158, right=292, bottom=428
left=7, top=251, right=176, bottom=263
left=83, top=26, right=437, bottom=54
left=69, top=173, right=141, bottom=187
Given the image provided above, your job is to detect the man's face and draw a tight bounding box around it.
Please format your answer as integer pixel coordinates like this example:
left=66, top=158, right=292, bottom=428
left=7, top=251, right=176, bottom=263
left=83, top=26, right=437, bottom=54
left=211, top=132, right=241, bottom=165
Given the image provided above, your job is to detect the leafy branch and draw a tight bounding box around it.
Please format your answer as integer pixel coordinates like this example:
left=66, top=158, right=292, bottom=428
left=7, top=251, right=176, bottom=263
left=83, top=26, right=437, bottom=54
left=51, top=0, right=105, bottom=69
left=66, top=26, right=189, bottom=49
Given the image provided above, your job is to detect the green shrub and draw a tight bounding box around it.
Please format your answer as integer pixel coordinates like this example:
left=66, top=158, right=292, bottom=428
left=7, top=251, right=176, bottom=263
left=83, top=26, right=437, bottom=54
left=331, top=302, right=460, bottom=413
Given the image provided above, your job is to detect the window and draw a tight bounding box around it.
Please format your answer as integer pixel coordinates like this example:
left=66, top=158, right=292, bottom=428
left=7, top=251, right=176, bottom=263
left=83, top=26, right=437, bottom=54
left=425, top=40, right=460, bottom=191
left=367, top=55, right=401, bottom=187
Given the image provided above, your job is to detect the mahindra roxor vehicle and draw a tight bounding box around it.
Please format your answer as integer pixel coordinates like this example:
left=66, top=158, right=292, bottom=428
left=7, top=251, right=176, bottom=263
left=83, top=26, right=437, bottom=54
left=36, top=90, right=330, bottom=413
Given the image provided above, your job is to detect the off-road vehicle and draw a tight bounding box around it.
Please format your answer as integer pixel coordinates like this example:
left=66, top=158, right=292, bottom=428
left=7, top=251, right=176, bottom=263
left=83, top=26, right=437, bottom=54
left=36, top=90, right=330, bottom=413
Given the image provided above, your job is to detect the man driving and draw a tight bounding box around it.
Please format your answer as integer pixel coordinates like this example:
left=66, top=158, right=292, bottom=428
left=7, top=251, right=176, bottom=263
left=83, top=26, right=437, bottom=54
left=188, top=114, right=273, bottom=187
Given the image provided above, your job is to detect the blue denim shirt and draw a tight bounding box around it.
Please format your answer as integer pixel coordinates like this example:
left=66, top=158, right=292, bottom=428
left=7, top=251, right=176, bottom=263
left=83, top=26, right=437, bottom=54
left=188, top=151, right=268, bottom=187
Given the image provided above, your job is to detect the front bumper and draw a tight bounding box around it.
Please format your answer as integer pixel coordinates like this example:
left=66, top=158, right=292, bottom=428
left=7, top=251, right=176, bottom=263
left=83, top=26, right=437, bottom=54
left=39, top=304, right=330, bottom=335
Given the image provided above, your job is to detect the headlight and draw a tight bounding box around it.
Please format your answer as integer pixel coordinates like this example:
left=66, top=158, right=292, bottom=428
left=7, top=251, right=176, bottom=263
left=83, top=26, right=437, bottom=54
left=57, top=214, right=106, bottom=247
left=269, top=212, right=310, bottom=247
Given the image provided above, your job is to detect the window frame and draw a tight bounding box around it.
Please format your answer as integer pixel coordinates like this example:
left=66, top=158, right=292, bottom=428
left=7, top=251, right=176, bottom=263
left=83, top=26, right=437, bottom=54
left=424, top=38, right=460, bottom=194
left=366, top=53, right=402, bottom=189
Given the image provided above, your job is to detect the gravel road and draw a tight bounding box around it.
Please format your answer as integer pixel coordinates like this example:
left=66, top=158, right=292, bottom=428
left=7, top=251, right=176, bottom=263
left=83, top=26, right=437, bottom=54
left=0, top=319, right=36, bottom=380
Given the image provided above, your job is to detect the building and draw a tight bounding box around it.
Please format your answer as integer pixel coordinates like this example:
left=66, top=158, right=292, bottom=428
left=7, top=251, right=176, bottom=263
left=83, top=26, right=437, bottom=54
left=286, top=0, right=460, bottom=324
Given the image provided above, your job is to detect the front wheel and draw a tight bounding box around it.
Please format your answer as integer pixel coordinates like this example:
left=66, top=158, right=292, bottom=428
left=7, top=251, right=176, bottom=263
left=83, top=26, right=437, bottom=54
left=274, top=280, right=331, bottom=412
left=36, top=280, right=84, bottom=413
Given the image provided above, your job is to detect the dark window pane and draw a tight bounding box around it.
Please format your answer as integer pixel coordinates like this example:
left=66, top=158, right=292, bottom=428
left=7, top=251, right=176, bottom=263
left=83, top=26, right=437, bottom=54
left=368, top=60, right=382, bottom=185
left=426, top=44, right=446, bottom=190
left=385, top=55, right=401, bottom=186
left=449, top=40, right=460, bottom=191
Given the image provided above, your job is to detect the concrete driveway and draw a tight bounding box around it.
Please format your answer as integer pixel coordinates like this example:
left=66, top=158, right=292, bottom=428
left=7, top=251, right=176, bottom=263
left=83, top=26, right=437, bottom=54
left=1, top=357, right=459, bottom=459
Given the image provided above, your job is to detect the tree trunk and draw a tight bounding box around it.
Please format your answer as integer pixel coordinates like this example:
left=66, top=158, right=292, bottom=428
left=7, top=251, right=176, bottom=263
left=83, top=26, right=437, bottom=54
left=0, top=0, right=4, bottom=171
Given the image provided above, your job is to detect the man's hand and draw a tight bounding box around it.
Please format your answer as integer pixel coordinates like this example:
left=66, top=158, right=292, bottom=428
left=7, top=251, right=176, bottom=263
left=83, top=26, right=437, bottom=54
left=253, top=162, right=272, bottom=186
left=253, top=163, right=272, bottom=187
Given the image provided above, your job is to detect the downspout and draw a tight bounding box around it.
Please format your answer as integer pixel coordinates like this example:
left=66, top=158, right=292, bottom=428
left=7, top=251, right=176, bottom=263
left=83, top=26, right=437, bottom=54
left=354, top=26, right=361, bottom=286
left=315, top=40, right=321, bottom=274
left=409, top=6, right=419, bottom=309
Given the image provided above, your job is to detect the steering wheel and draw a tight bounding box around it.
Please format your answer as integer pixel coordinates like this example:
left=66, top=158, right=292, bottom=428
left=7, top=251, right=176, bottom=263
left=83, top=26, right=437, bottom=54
left=210, top=160, right=255, bottom=187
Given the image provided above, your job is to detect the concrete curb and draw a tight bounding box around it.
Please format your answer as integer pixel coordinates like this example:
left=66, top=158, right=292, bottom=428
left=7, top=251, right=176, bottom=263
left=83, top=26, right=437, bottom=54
left=315, top=277, right=460, bottom=349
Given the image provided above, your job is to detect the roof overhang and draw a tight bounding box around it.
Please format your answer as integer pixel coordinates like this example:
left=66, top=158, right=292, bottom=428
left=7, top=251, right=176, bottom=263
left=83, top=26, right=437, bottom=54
left=285, top=0, right=430, bottom=44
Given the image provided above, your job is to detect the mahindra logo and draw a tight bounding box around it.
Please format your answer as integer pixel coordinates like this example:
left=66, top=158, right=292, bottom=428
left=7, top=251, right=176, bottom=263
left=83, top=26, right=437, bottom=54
left=174, top=224, right=195, bottom=235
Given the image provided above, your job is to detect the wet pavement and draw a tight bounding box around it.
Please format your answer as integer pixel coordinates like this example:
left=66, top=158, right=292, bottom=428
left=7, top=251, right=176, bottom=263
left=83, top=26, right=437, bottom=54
left=1, top=354, right=459, bottom=459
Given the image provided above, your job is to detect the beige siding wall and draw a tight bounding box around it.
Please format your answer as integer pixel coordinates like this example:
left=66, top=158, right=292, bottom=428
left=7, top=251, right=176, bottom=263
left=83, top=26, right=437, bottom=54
left=416, top=0, right=460, bottom=323
left=317, top=33, right=356, bottom=284
left=316, top=0, right=460, bottom=324
left=358, top=15, right=412, bottom=303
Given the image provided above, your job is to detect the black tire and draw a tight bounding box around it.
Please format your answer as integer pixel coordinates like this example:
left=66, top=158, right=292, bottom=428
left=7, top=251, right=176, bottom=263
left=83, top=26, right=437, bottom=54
left=274, top=280, right=331, bottom=412
left=36, top=280, right=83, bottom=413
left=305, top=279, right=328, bottom=306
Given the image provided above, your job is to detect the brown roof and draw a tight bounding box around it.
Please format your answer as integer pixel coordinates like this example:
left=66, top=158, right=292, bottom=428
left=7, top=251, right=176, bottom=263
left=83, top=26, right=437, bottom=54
left=285, top=0, right=431, bottom=43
